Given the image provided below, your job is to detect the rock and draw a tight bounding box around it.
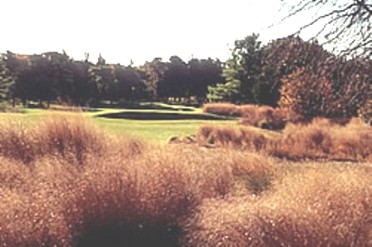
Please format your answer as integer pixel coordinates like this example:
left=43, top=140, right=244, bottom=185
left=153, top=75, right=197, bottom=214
left=167, top=136, right=181, bottom=144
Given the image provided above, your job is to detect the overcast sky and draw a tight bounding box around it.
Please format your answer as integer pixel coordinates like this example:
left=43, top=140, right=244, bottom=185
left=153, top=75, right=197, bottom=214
left=1, top=0, right=323, bottom=65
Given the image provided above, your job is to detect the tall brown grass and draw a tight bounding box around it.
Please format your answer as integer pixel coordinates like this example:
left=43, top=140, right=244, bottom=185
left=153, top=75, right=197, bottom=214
left=0, top=113, right=274, bottom=246
left=197, top=117, right=372, bottom=162
left=182, top=165, right=372, bottom=246
left=202, top=103, right=241, bottom=117
left=0, top=113, right=370, bottom=246
left=0, top=114, right=107, bottom=164
left=270, top=117, right=372, bottom=161
left=203, top=103, right=304, bottom=130
left=197, top=125, right=272, bottom=151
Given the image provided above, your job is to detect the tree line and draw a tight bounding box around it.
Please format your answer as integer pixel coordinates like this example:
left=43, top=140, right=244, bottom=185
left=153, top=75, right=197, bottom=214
left=0, top=34, right=370, bottom=118
left=0, top=51, right=223, bottom=107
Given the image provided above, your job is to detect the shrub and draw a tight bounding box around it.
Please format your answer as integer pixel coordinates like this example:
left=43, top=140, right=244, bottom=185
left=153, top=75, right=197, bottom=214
left=202, top=103, right=240, bottom=116
left=239, top=106, right=297, bottom=130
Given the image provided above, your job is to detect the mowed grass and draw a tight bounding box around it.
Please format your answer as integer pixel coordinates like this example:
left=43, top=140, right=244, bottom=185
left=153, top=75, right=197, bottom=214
left=94, top=118, right=210, bottom=141
left=0, top=104, right=236, bottom=142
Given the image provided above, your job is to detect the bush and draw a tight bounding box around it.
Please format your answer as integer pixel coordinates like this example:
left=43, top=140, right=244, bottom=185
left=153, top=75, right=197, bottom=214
left=202, top=103, right=240, bottom=117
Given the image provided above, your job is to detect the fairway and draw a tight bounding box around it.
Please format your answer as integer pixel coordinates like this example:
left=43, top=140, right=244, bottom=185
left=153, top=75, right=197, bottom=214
left=93, top=118, right=232, bottom=142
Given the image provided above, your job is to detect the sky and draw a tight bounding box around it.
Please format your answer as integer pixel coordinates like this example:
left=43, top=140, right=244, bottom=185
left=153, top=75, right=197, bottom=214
left=1, top=0, right=324, bottom=65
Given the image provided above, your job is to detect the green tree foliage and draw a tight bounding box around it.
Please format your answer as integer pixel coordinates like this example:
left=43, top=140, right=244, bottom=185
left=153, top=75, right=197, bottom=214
left=15, top=54, right=56, bottom=106
left=69, top=60, right=94, bottom=106
left=208, top=34, right=277, bottom=105
left=110, top=65, right=148, bottom=102
left=140, top=58, right=167, bottom=100
left=89, top=55, right=116, bottom=104
left=1, top=51, right=222, bottom=106
left=140, top=57, right=223, bottom=102
left=188, top=58, right=223, bottom=102
left=44, top=51, right=75, bottom=103
left=158, top=56, right=189, bottom=99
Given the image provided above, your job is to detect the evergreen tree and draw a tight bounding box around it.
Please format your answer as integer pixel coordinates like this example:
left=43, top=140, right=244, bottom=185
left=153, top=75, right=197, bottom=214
left=207, top=34, right=267, bottom=104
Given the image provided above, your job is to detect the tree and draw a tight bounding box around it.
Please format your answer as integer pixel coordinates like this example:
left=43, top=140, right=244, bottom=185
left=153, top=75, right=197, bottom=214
left=188, top=58, right=223, bottom=102
left=261, top=36, right=334, bottom=106
left=158, top=56, right=189, bottom=100
left=281, top=57, right=371, bottom=118
left=69, top=60, right=95, bottom=106
left=42, top=52, right=75, bottom=104
left=110, top=65, right=148, bottom=102
left=139, top=58, right=166, bottom=100
left=15, top=54, right=57, bottom=106
left=208, top=34, right=276, bottom=105
left=267, top=37, right=372, bottom=118
left=279, top=0, right=371, bottom=58
left=87, top=55, right=117, bottom=105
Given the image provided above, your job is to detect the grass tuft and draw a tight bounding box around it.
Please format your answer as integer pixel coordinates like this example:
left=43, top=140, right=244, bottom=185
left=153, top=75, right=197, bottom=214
left=182, top=166, right=372, bottom=247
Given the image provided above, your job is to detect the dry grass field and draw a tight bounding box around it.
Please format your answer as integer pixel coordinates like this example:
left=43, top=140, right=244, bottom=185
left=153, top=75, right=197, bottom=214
left=0, top=110, right=371, bottom=246
left=197, top=117, right=372, bottom=162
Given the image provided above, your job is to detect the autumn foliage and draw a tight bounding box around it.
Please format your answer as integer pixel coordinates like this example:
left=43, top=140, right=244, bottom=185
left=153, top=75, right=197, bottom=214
left=280, top=58, right=371, bottom=118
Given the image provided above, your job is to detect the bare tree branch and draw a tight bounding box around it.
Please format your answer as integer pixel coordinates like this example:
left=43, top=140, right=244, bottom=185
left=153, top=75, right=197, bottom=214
left=279, top=0, right=372, bottom=58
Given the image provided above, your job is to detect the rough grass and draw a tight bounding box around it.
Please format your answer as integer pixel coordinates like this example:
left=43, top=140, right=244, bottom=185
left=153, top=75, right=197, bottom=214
left=0, top=114, right=274, bottom=246
left=202, top=103, right=241, bottom=117
left=197, top=117, right=372, bottom=162
left=197, top=125, right=271, bottom=151
left=270, top=117, right=372, bottom=161
left=182, top=165, right=372, bottom=247
left=0, top=114, right=107, bottom=164
left=203, top=103, right=303, bottom=130
left=0, top=113, right=370, bottom=246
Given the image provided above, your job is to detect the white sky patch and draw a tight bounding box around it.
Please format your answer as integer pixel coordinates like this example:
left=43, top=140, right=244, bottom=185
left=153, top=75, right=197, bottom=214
left=1, top=0, right=328, bottom=65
